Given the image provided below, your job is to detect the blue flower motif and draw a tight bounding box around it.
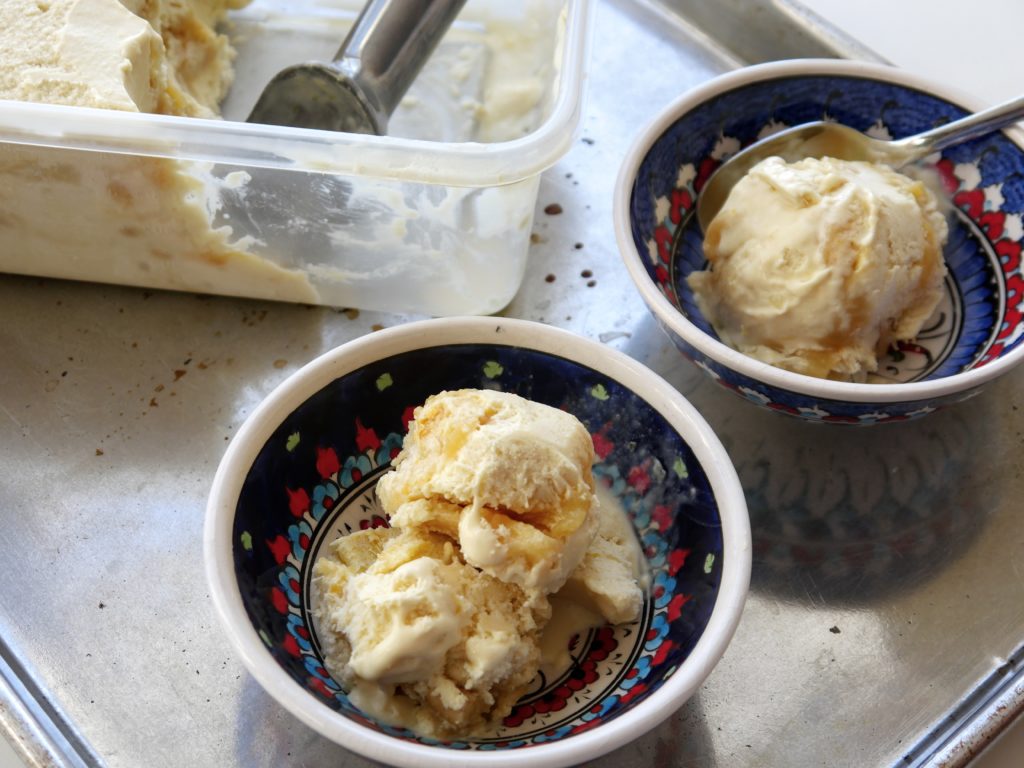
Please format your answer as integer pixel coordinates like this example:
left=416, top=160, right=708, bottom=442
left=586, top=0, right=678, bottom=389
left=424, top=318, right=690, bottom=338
left=278, top=565, right=301, bottom=605
left=287, top=520, right=312, bottom=562
left=621, top=657, right=652, bottom=689
left=653, top=576, right=677, bottom=608
left=374, top=432, right=404, bottom=466
left=340, top=454, right=372, bottom=488
left=311, top=481, right=340, bottom=521
left=286, top=613, right=312, bottom=653
left=645, top=615, right=670, bottom=651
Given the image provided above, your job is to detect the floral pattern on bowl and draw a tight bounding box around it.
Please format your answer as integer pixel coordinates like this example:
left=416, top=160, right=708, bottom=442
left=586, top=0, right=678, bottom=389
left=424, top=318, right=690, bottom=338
left=230, top=343, right=728, bottom=750
left=616, top=60, right=1024, bottom=423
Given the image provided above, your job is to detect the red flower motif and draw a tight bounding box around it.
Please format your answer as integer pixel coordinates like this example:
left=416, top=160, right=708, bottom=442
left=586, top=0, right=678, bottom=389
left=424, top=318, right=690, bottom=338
left=592, top=432, right=614, bottom=460
left=935, top=158, right=959, bottom=193
left=270, top=587, right=289, bottom=614
left=694, top=157, right=719, bottom=192
left=668, top=547, right=690, bottom=576
left=315, top=446, right=340, bottom=479
left=667, top=593, right=692, bottom=622
left=355, top=418, right=381, bottom=454
left=401, top=406, right=417, bottom=430
left=627, top=464, right=651, bottom=495
left=282, top=634, right=301, bottom=657
left=999, top=274, right=1024, bottom=341
left=502, top=703, right=533, bottom=728
left=308, top=677, right=335, bottom=698
left=652, top=638, right=675, bottom=666
left=654, top=265, right=670, bottom=286
left=670, top=188, right=692, bottom=225
left=997, top=238, right=1022, bottom=274
left=654, top=225, right=672, bottom=264
left=620, top=682, right=649, bottom=705
left=267, top=535, right=290, bottom=565
left=359, top=515, right=390, bottom=530
left=954, top=188, right=985, bottom=219
left=651, top=504, right=672, bottom=531
left=980, top=210, right=1006, bottom=240
left=287, top=487, right=310, bottom=517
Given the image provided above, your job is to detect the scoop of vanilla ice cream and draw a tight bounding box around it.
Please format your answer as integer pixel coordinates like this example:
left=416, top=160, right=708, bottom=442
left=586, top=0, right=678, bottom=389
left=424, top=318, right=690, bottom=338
left=688, top=156, right=949, bottom=380
left=313, top=527, right=549, bottom=735
left=376, top=389, right=599, bottom=594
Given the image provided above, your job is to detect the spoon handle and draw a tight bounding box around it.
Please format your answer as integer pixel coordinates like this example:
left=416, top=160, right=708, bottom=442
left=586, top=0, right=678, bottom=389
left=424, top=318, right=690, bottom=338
left=897, top=94, right=1024, bottom=160
left=334, top=0, right=469, bottom=118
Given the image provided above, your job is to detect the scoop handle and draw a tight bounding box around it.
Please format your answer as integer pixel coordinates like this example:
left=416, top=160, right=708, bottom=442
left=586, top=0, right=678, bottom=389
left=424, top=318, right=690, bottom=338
left=896, top=93, right=1024, bottom=160
left=335, top=0, right=469, bottom=119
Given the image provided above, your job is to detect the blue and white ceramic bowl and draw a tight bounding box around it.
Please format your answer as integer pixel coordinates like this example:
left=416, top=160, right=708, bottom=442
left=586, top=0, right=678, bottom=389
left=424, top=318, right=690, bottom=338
left=204, top=317, right=750, bottom=768
left=614, top=59, right=1024, bottom=424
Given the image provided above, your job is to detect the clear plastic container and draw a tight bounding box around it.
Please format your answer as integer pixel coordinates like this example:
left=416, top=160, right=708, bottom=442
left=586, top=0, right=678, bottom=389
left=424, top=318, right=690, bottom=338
left=0, top=0, right=589, bottom=315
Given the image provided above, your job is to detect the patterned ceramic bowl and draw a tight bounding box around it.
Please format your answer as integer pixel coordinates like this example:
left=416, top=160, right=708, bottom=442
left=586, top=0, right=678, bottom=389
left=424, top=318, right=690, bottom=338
left=204, top=317, right=750, bottom=768
left=614, top=59, right=1024, bottom=424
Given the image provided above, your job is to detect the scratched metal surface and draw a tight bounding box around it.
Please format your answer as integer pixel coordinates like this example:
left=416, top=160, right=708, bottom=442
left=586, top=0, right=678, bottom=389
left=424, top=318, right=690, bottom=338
left=0, top=1, right=1022, bottom=767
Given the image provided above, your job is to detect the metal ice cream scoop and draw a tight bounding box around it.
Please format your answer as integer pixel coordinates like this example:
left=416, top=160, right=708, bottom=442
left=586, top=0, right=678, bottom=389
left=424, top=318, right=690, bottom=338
left=248, top=0, right=468, bottom=135
left=696, top=93, right=1024, bottom=233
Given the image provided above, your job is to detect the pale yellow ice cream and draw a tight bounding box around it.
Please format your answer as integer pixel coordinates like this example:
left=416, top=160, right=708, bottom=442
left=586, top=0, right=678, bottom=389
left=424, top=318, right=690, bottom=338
left=377, top=389, right=599, bottom=594
left=313, top=390, right=646, bottom=737
left=315, top=527, right=549, bottom=736
left=561, top=483, right=647, bottom=625
left=0, top=0, right=318, bottom=304
left=0, top=0, right=247, bottom=116
left=688, top=156, right=949, bottom=380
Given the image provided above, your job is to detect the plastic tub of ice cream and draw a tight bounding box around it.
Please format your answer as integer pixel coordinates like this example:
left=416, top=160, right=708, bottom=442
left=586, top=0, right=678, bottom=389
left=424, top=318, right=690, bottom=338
left=0, top=0, right=590, bottom=315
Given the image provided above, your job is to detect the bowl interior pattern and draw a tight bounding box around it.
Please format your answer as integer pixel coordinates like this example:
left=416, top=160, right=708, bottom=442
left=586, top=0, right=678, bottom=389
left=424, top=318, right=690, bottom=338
left=231, top=344, right=726, bottom=749
left=628, top=74, right=1024, bottom=418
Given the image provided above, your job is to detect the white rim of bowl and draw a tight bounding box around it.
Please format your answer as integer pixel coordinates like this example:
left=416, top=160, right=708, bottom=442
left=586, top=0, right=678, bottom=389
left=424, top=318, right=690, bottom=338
left=203, top=316, right=751, bottom=768
left=613, top=58, right=1024, bottom=405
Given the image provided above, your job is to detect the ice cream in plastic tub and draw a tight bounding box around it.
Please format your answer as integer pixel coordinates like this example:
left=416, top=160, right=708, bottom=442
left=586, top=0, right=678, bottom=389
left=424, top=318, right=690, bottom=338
left=0, top=0, right=590, bottom=315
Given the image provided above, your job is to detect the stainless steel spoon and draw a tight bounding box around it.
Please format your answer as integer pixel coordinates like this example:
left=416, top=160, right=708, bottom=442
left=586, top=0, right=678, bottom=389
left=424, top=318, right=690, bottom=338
left=696, top=93, right=1024, bottom=233
left=248, top=0, right=468, bottom=135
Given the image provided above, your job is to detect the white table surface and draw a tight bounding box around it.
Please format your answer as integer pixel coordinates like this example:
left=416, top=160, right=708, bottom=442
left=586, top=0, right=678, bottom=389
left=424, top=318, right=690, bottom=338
left=1, top=1, right=1020, bottom=766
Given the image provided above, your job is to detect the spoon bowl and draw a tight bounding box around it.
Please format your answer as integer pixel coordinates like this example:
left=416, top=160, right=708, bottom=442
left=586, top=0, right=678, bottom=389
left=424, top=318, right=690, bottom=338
left=696, top=93, right=1024, bottom=232
left=249, top=0, right=468, bottom=134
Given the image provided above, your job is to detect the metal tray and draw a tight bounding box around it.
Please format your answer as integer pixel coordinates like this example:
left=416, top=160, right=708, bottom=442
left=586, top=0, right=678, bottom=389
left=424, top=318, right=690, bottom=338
left=1, top=1, right=1021, bottom=766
